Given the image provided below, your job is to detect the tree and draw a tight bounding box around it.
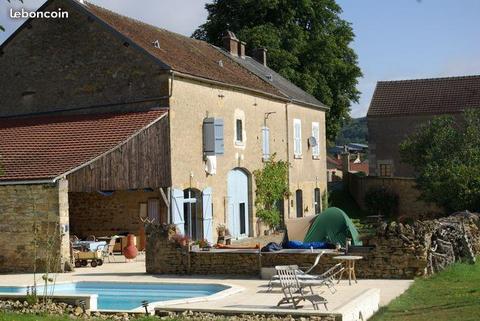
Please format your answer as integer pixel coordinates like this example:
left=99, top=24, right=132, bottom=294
left=400, top=109, right=480, bottom=212
left=253, top=154, right=290, bottom=229
left=193, top=0, right=362, bottom=141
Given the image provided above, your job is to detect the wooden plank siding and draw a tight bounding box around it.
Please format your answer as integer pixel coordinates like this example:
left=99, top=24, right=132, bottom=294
left=67, top=115, right=171, bottom=192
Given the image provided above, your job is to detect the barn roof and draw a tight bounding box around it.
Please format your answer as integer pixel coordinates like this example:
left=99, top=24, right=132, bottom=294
left=76, top=1, right=284, bottom=99
left=368, top=75, right=480, bottom=117
left=0, top=110, right=167, bottom=183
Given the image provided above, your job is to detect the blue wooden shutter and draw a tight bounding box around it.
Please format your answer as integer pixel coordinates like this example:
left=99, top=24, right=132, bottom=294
left=171, top=188, right=185, bottom=235
left=312, top=122, right=320, bottom=157
left=214, top=119, right=224, bottom=155
left=262, top=127, right=270, bottom=160
left=294, top=119, right=302, bottom=156
left=202, top=187, right=213, bottom=243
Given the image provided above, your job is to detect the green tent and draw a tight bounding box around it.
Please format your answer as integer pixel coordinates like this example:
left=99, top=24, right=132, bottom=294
left=304, top=207, right=362, bottom=246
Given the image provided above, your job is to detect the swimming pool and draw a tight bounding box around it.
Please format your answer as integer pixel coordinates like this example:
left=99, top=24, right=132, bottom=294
left=0, top=282, right=230, bottom=311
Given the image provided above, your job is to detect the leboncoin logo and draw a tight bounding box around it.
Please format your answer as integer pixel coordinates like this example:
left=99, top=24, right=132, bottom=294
left=10, top=8, right=69, bottom=19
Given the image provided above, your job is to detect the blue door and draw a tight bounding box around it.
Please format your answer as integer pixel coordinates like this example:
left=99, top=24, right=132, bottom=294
left=227, top=169, right=249, bottom=238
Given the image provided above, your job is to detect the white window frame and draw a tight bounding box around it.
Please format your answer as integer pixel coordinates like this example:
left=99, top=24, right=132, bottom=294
left=311, top=122, right=320, bottom=159
left=235, top=118, right=243, bottom=144
left=293, top=118, right=302, bottom=158
left=262, top=126, right=270, bottom=161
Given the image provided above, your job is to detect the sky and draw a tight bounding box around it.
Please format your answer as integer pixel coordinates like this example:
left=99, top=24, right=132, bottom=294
left=2, top=0, right=480, bottom=118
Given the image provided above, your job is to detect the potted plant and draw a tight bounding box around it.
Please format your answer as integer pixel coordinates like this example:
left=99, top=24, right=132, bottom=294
left=198, top=239, right=211, bottom=251
left=217, top=224, right=226, bottom=237
left=171, top=233, right=190, bottom=248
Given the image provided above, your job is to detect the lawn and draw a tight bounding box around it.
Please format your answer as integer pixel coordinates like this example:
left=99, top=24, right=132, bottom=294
left=371, top=259, right=480, bottom=321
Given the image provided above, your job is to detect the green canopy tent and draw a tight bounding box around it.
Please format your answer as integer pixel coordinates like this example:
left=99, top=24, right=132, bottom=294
left=304, top=207, right=362, bottom=247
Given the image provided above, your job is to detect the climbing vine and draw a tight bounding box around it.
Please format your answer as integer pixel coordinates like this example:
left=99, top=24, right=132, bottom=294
left=253, top=154, right=290, bottom=229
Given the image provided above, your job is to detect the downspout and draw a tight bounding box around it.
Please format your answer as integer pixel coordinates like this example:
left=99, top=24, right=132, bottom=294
left=167, top=71, right=174, bottom=225
left=285, top=101, right=291, bottom=221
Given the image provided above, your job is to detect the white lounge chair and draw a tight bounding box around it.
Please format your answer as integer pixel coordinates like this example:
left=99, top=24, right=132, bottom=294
left=267, top=252, right=344, bottom=293
left=275, top=265, right=328, bottom=310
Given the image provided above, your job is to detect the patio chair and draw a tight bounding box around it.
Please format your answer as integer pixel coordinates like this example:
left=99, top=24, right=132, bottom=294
left=98, top=237, right=116, bottom=263
left=267, top=252, right=344, bottom=293
left=275, top=265, right=328, bottom=310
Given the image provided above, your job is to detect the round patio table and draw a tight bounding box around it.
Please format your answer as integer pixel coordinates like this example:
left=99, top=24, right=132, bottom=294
left=333, top=255, right=363, bottom=285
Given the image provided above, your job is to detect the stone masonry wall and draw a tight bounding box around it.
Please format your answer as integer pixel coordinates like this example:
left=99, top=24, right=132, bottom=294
left=346, top=172, right=442, bottom=221
left=147, top=215, right=480, bottom=279
left=0, top=0, right=169, bottom=118
left=69, top=190, right=166, bottom=239
left=0, top=181, right=69, bottom=273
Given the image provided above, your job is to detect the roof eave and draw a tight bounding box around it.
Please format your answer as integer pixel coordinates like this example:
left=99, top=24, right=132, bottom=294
left=0, top=178, right=57, bottom=186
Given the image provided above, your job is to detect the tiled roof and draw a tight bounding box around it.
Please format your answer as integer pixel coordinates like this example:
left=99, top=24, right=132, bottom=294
left=0, top=110, right=167, bottom=182
left=368, top=75, right=480, bottom=117
left=80, top=2, right=282, bottom=97
left=226, top=54, right=326, bottom=109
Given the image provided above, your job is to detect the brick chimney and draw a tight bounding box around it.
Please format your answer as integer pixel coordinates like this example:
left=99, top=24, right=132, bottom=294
left=238, top=41, right=246, bottom=59
left=222, top=31, right=239, bottom=56
left=252, top=47, right=268, bottom=66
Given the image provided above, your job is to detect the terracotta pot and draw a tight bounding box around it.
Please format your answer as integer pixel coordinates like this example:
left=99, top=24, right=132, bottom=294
left=123, top=234, right=138, bottom=259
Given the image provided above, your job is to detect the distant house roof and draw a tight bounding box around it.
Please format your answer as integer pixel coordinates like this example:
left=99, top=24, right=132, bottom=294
left=326, top=155, right=369, bottom=175
left=0, top=110, right=167, bottom=182
left=226, top=54, right=327, bottom=109
left=368, top=75, right=480, bottom=117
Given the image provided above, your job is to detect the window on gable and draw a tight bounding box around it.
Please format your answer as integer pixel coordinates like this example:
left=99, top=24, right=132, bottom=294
left=236, top=119, right=243, bottom=143
left=311, top=122, right=320, bottom=159
left=293, top=119, right=302, bottom=158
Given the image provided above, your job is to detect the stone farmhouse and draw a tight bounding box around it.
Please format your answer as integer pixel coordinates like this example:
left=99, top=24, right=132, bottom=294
left=0, top=0, right=328, bottom=272
left=368, top=75, right=480, bottom=177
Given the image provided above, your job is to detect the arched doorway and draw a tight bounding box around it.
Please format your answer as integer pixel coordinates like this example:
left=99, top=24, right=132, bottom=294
left=227, top=168, right=250, bottom=238
left=183, top=188, right=203, bottom=241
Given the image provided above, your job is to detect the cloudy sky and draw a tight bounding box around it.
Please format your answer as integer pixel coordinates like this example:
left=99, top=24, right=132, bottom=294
left=2, top=0, right=480, bottom=118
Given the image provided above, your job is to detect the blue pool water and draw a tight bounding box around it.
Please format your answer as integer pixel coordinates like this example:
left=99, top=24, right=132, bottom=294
left=0, top=282, right=228, bottom=311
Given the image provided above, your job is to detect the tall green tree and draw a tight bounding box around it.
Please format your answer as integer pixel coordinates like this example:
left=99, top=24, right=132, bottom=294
left=193, top=0, right=362, bottom=141
left=400, top=109, right=480, bottom=212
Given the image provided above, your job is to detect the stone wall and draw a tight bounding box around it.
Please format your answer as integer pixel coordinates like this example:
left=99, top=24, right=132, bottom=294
left=69, top=190, right=167, bottom=239
left=0, top=0, right=169, bottom=118
left=0, top=180, right=69, bottom=273
left=346, top=172, right=442, bottom=221
left=146, top=214, right=480, bottom=279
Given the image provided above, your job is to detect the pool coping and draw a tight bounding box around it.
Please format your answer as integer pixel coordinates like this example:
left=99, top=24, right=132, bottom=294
left=0, top=280, right=244, bottom=314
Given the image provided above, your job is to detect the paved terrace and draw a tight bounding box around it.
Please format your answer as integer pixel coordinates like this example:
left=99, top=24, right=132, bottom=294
left=0, top=254, right=412, bottom=321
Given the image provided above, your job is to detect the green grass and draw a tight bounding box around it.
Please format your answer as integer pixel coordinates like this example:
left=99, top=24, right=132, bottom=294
left=329, top=187, right=368, bottom=219
left=370, top=259, right=480, bottom=321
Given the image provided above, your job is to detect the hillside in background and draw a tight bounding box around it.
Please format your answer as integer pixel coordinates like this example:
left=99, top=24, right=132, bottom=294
left=335, top=117, right=368, bottom=145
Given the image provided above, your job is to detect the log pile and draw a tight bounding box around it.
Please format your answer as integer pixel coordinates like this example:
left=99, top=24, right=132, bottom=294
left=370, top=211, right=480, bottom=275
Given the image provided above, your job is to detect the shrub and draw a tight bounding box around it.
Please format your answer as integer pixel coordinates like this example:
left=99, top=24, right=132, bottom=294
left=364, top=186, right=399, bottom=219
left=253, top=154, right=290, bottom=229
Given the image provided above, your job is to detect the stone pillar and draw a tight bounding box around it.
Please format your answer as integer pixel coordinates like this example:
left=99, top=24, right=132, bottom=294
left=0, top=181, right=70, bottom=273
left=57, top=179, right=71, bottom=271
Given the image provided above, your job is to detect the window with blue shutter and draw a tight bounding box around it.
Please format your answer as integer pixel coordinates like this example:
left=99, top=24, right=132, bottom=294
left=214, top=118, right=224, bottom=155
left=293, top=119, right=302, bottom=157
left=262, top=127, right=270, bottom=160
left=312, top=122, right=320, bottom=159
left=203, top=117, right=224, bottom=155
